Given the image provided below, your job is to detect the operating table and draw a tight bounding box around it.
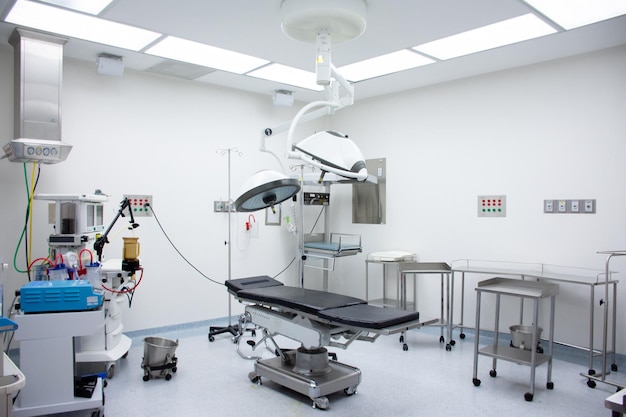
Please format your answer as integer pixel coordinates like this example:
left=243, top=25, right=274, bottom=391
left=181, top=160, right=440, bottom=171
left=225, top=276, right=436, bottom=409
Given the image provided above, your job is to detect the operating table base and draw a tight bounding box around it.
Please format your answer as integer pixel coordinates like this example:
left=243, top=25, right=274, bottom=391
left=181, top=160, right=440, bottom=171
left=249, top=350, right=361, bottom=410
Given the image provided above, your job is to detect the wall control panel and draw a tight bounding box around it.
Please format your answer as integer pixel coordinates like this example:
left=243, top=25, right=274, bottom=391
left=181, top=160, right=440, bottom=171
left=544, top=199, right=595, bottom=214
left=478, top=195, right=506, bottom=217
left=124, top=194, right=153, bottom=217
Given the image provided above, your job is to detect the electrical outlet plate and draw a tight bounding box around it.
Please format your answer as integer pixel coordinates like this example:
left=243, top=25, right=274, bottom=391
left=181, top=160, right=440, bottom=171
left=478, top=195, right=506, bottom=217
left=214, top=200, right=233, bottom=212
left=544, top=199, right=595, bottom=214
left=124, top=194, right=153, bottom=217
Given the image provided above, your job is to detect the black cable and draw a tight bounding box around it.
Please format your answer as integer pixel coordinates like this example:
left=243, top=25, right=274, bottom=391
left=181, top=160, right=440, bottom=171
left=309, top=206, right=325, bottom=234
left=146, top=204, right=225, bottom=286
left=272, top=256, right=296, bottom=280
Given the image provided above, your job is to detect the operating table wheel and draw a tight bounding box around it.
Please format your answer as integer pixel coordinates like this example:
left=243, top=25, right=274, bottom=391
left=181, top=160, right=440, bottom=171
left=248, top=372, right=262, bottom=385
left=313, top=397, right=329, bottom=410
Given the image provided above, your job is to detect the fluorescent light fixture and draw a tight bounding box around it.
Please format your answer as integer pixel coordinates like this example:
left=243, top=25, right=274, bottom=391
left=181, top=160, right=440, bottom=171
left=39, top=0, right=113, bottom=15
left=6, top=0, right=161, bottom=51
left=247, top=64, right=324, bottom=91
left=146, top=36, right=269, bottom=75
left=413, top=13, right=557, bottom=60
left=524, top=0, right=626, bottom=30
left=338, top=49, right=435, bottom=82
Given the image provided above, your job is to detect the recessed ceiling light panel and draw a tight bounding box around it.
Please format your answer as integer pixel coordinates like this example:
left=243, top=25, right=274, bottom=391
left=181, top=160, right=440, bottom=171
left=338, top=50, right=435, bottom=82
left=247, top=64, right=325, bottom=91
left=6, top=0, right=161, bottom=51
left=524, top=0, right=626, bottom=30
left=39, top=0, right=113, bottom=15
left=413, top=13, right=557, bottom=60
left=146, top=36, right=269, bottom=75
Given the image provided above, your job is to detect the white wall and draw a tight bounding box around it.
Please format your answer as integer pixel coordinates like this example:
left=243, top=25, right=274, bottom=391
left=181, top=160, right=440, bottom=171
left=325, top=45, right=626, bottom=352
left=1, top=43, right=625, bottom=353
left=0, top=44, right=327, bottom=333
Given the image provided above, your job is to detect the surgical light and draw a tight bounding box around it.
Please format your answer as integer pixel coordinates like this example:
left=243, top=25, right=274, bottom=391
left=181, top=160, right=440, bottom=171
left=234, top=170, right=301, bottom=212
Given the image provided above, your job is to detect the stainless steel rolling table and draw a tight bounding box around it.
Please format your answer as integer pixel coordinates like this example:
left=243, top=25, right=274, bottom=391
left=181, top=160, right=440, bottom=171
left=365, top=259, right=452, bottom=350
left=472, top=277, right=559, bottom=401
left=452, top=259, right=618, bottom=377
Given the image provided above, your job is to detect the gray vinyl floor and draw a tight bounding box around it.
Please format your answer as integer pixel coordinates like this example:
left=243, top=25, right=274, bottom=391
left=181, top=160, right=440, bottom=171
left=40, top=319, right=625, bottom=417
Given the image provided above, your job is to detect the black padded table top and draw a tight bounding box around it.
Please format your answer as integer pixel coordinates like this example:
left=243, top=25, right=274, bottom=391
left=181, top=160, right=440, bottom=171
left=225, top=276, right=283, bottom=294
left=319, top=304, right=421, bottom=329
left=237, top=286, right=366, bottom=316
left=226, top=276, right=420, bottom=330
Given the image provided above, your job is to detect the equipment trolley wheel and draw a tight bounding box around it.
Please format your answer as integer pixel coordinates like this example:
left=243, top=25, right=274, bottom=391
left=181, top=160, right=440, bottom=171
left=248, top=371, right=262, bottom=384
left=547, top=382, right=554, bottom=389
left=524, top=392, right=533, bottom=402
left=445, top=344, right=452, bottom=351
left=403, top=343, right=408, bottom=351
left=612, top=364, right=618, bottom=372
left=313, top=396, right=329, bottom=410
left=460, top=333, right=466, bottom=339
left=208, top=335, right=215, bottom=342
left=587, top=379, right=596, bottom=388
left=439, top=336, right=445, bottom=343
left=472, top=378, right=481, bottom=387
left=489, top=369, right=497, bottom=378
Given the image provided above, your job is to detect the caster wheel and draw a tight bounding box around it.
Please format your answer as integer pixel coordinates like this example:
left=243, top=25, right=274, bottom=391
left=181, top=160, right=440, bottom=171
left=524, top=392, right=533, bottom=402
left=612, top=364, right=618, bottom=372
left=450, top=340, right=456, bottom=346
left=103, top=380, right=108, bottom=388
left=403, top=343, right=408, bottom=351
left=510, top=341, right=514, bottom=348
left=472, top=378, right=481, bottom=387
left=547, top=382, right=554, bottom=390
left=445, top=344, right=451, bottom=351
left=536, top=345, right=544, bottom=354
left=439, top=336, right=445, bottom=343
left=460, top=333, right=466, bottom=339
left=172, top=367, right=178, bottom=373
left=344, top=386, right=357, bottom=396
left=122, top=351, right=129, bottom=359
left=208, top=335, right=215, bottom=342
left=165, top=373, right=172, bottom=381
left=248, top=372, right=262, bottom=384
left=313, top=397, right=329, bottom=410
left=106, top=364, right=115, bottom=379
left=143, top=375, right=149, bottom=382
left=588, top=369, right=596, bottom=376
left=587, top=379, right=596, bottom=388
left=251, top=330, right=257, bottom=337
left=489, top=369, right=497, bottom=378
left=399, top=335, right=404, bottom=343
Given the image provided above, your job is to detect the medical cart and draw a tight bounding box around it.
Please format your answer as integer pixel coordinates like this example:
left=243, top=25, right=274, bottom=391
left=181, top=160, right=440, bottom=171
left=472, top=277, right=558, bottom=401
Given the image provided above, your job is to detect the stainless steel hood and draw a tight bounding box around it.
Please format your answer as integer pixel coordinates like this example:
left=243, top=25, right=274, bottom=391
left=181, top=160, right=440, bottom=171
left=2, top=28, right=72, bottom=164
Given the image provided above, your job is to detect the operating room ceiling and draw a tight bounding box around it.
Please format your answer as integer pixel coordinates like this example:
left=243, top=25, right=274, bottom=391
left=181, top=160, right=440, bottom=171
left=0, top=0, right=625, bottom=103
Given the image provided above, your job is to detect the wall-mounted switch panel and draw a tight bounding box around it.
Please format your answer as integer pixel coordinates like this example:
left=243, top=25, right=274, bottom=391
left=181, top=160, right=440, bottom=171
left=124, top=194, right=153, bottom=217
left=214, top=200, right=234, bottom=212
left=478, top=195, right=506, bottom=217
left=544, top=199, right=595, bottom=214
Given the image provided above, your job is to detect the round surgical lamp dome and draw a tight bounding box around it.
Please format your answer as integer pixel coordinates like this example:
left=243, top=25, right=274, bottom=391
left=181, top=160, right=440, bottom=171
left=234, top=169, right=301, bottom=212
left=280, top=0, right=367, bottom=43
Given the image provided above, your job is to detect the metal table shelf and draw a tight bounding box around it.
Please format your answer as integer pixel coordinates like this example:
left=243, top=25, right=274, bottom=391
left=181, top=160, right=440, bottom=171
left=472, top=278, right=559, bottom=401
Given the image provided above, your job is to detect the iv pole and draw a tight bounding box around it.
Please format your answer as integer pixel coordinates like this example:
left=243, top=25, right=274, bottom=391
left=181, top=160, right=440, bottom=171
left=208, top=148, right=242, bottom=342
